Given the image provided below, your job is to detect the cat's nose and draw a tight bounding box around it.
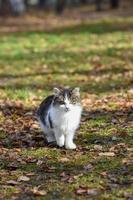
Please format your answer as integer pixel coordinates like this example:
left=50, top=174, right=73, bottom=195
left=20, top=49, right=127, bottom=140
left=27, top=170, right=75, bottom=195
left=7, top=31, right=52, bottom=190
left=65, top=106, right=70, bottom=112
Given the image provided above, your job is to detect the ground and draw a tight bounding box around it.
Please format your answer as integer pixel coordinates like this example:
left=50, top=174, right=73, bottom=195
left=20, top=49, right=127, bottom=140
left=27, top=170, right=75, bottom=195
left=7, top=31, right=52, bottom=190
left=0, top=3, right=133, bottom=200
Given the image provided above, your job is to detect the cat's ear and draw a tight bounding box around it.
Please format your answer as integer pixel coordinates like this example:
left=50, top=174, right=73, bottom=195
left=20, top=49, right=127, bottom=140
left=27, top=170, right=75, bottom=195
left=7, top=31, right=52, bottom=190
left=72, top=87, right=80, bottom=96
left=53, top=87, right=60, bottom=95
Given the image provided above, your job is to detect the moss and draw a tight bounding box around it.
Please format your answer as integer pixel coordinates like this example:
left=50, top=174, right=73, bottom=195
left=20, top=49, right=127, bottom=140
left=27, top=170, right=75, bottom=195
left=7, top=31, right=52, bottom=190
left=21, top=148, right=61, bottom=159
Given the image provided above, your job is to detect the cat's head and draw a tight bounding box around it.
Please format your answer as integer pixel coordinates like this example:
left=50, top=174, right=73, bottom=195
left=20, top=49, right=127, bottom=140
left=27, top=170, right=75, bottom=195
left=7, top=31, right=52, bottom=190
left=53, top=87, right=81, bottom=112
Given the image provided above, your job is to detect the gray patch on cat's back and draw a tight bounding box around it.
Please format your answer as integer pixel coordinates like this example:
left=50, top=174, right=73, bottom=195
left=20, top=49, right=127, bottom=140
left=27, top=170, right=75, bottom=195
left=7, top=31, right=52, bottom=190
left=37, top=95, right=54, bottom=126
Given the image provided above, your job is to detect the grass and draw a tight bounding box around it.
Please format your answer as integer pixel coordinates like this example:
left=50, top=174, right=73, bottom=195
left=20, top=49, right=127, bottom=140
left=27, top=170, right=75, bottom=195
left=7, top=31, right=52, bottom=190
left=0, top=12, right=133, bottom=200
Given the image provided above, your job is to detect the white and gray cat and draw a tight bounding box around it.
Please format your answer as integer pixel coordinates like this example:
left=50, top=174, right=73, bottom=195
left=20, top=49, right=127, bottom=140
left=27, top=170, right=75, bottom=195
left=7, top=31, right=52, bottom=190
left=37, top=87, right=82, bottom=149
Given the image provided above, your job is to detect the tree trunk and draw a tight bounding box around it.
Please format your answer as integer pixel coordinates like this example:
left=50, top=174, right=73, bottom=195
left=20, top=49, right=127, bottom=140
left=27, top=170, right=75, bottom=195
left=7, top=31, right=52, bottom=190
left=110, top=0, right=119, bottom=8
left=0, top=0, right=11, bottom=15
left=38, top=0, right=46, bottom=8
left=10, top=0, right=25, bottom=15
left=95, top=0, right=102, bottom=11
left=81, top=0, right=87, bottom=4
left=56, top=0, right=66, bottom=14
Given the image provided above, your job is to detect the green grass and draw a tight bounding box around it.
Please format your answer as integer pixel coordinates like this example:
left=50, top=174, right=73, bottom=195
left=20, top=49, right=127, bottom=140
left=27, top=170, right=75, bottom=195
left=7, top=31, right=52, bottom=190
left=0, top=15, right=133, bottom=200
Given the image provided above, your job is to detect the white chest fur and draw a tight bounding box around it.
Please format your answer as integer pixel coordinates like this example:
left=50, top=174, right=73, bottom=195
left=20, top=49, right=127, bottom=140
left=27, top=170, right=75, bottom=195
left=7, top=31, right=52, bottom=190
left=50, top=105, right=82, bottom=133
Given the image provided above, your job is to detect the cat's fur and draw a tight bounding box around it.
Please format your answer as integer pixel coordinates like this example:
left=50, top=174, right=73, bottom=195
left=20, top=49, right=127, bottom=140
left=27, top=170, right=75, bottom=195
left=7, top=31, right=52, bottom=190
left=37, top=87, right=82, bottom=149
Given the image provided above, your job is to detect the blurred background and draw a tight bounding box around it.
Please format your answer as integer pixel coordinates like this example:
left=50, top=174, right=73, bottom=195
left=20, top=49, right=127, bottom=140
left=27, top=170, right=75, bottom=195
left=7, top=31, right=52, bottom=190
left=0, top=0, right=132, bottom=33
left=0, top=0, right=122, bottom=16
left=0, top=0, right=133, bottom=98
left=0, top=0, right=132, bottom=16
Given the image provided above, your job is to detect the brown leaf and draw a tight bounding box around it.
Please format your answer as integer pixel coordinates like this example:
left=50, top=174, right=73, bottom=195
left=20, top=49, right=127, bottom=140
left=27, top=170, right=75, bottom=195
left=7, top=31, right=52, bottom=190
left=37, top=160, right=43, bottom=165
left=67, top=177, right=74, bottom=183
left=7, top=180, right=19, bottom=185
left=45, top=166, right=56, bottom=173
left=60, top=176, right=69, bottom=182
left=76, top=187, right=99, bottom=196
left=83, top=164, right=93, bottom=171
left=58, top=157, right=69, bottom=162
left=26, top=172, right=35, bottom=176
left=111, top=118, right=118, bottom=124
left=87, top=189, right=99, bottom=196
left=18, top=175, right=30, bottom=182
left=99, top=152, right=115, bottom=157
left=100, top=171, right=107, bottom=177
left=31, top=187, right=47, bottom=196
left=73, top=173, right=83, bottom=179
left=60, top=172, right=66, bottom=177
left=124, top=192, right=133, bottom=199
left=76, top=188, right=87, bottom=195
left=93, top=145, right=103, bottom=151
left=122, top=158, right=132, bottom=165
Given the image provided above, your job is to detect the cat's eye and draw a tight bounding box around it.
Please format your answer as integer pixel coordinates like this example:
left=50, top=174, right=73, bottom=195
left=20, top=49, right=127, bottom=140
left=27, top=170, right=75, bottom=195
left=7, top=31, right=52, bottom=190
left=72, top=100, right=76, bottom=104
left=71, top=97, right=78, bottom=104
left=59, top=101, right=65, bottom=105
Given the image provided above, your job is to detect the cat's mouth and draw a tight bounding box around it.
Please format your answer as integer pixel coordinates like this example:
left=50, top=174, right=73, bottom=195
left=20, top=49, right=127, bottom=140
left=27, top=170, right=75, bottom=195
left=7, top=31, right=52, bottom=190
left=65, top=107, right=70, bottom=112
left=59, top=105, right=70, bottom=112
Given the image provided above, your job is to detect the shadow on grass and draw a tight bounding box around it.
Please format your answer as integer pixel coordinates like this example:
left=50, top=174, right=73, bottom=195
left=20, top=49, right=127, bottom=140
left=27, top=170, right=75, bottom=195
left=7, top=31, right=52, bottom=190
left=0, top=46, right=132, bottom=94
left=50, top=20, right=133, bottom=35
left=0, top=65, right=129, bottom=79
left=0, top=18, right=133, bottom=35
left=0, top=131, right=132, bottom=199
left=2, top=156, right=132, bottom=198
left=0, top=99, right=132, bottom=150
left=0, top=76, right=132, bottom=94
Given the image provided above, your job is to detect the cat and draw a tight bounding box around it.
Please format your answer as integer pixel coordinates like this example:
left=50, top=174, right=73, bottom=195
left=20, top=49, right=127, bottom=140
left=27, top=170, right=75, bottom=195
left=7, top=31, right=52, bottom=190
left=37, top=87, right=82, bottom=149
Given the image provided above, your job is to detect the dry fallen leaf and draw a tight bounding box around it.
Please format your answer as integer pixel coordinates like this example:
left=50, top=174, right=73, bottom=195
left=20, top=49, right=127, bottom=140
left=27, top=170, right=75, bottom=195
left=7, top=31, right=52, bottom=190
left=58, top=157, right=69, bottom=162
left=83, top=164, right=93, bottom=171
left=37, top=160, right=43, bottom=165
left=93, top=145, right=103, bottom=151
left=7, top=180, right=19, bottom=185
left=60, top=172, right=66, bottom=177
left=76, top=188, right=87, bottom=195
left=73, top=173, right=83, bottom=180
left=87, top=188, right=99, bottom=196
left=18, top=175, right=30, bottom=182
left=26, top=172, right=35, bottom=176
left=99, top=152, right=115, bottom=157
left=100, top=171, right=107, bottom=177
left=76, top=187, right=99, bottom=196
left=31, top=187, right=47, bottom=196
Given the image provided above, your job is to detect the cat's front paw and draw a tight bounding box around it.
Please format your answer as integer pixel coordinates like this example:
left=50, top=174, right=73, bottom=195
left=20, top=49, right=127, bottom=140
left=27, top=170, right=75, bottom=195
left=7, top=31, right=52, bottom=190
left=56, top=135, right=65, bottom=148
left=57, top=139, right=65, bottom=147
left=65, top=143, right=76, bottom=150
left=57, top=142, right=64, bottom=148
